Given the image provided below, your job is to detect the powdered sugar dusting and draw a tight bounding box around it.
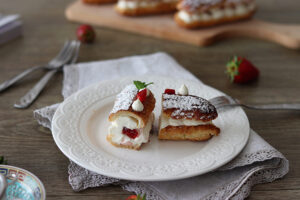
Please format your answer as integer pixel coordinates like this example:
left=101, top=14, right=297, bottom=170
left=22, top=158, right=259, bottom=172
left=182, top=0, right=223, bottom=11
left=111, top=84, right=138, bottom=114
left=163, top=94, right=216, bottom=119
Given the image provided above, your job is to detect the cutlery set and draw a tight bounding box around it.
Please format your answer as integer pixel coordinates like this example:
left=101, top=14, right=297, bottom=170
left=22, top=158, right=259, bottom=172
left=0, top=40, right=80, bottom=108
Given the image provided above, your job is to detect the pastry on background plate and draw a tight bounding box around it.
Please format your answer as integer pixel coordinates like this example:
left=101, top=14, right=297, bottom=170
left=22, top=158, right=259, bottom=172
left=107, top=81, right=155, bottom=150
left=115, top=0, right=179, bottom=16
left=82, top=0, right=117, bottom=4
left=175, top=0, right=256, bottom=29
left=158, top=84, right=220, bottom=141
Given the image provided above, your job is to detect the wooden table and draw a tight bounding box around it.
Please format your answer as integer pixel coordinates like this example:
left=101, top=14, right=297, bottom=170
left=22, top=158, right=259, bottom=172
left=0, top=0, right=299, bottom=199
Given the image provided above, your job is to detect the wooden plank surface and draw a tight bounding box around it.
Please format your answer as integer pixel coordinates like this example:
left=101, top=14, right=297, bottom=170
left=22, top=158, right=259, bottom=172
left=65, top=0, right=300, bottom=49
left=0, top=0, right=300, bottom=199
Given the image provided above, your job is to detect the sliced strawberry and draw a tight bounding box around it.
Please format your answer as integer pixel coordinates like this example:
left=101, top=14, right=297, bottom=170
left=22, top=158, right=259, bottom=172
left=226, top=56, right=259, bottom=84
left=164, top=89, right=175, bottom=94
left=137, top=89, right=147, bottom=102
left=122, top=127, right=139, bottom=139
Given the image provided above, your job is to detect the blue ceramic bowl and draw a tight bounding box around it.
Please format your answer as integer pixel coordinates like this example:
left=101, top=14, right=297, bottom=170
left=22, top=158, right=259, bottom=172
left=0, top=165, right=46, bottom=200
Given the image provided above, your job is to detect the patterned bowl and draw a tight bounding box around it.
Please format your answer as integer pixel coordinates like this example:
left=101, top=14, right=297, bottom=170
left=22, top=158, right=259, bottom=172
left=0, top=165, right=46, bottom=200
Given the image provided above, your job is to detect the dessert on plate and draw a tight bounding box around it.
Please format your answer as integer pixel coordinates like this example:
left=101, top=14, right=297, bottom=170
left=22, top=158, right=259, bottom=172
left=158, top=84, right=220, bottom=141
left=115, top=0, right=179, bottom=16
left=107, top=81, right=155, bottom=150
left=82, top=0, right=117, bottom=4
left=175, top=0, right=256, bottom=29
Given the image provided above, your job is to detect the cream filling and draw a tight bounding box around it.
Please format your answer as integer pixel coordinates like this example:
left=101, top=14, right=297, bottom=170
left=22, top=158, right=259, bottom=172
left=160, top=115, right=212, bottom=129
left=109, top=113, right=154, bottom=146
left=117, top=0, right=177, bottom=9
left=178, top=2, right=256, bottom=24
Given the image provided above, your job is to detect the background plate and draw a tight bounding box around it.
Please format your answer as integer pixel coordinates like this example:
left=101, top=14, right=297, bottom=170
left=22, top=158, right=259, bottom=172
left=52, top=76, right=250, bottom=181
left=0, top=165, right=46, bottom=200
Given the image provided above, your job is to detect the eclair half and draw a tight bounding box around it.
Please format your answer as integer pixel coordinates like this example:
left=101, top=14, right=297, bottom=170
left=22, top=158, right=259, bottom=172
left=108, top=82, right=155, bottom=150
left=175, top=0, right=256, bottom=29
left=158, top=85, right=220, bottom=141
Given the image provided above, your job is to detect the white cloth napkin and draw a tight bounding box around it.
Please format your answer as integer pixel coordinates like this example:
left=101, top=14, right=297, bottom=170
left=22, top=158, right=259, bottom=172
left=34, top=52, right=289, bottom=200
left=0, top=14, right=22, bottom=46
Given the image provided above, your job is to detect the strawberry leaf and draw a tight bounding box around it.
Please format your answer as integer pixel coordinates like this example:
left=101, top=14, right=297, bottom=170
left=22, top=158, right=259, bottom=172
left=226, top=56, right=241, bottom=82
left=133, top=81, right=153, bottom=90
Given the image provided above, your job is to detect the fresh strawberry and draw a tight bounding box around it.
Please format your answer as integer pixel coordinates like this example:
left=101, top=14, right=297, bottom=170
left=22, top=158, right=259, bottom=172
left=126, top=194, right=146, bottom=200
left=164, top=89, right=175, bottom=94
left=137, top=89, right=147, bottom=102
left=226, top=56, right=259, bottom=84
left=76, top=24, right=95, bottom=43
left=122, top=127, right=139, bottom=139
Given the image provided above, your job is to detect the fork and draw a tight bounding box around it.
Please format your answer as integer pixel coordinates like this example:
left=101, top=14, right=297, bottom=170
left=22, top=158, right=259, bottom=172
left=209, top=95, right=300, bottom=111
left=0, top=40, right=73, bottom=93
left=14, top=40, right=80, bottom=109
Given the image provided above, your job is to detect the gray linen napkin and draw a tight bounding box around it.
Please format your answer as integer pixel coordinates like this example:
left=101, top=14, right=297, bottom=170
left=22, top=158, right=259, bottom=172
left=34, top=52, right=289, bottom=200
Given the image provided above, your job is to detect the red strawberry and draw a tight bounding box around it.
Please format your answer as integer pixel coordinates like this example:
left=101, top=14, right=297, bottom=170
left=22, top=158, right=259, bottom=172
left=76, top=24, right=95, bottom=43
left=164, top=89, right=175, bottom=94
left=126, top=195, right=138, bottom=200
left=122, top=127, right=139, bottom=139
left=226, top=56, right=259, bottom=84
left=126, top=194, right=146, bottom=200
left=137, top=89, right=147, bottom=102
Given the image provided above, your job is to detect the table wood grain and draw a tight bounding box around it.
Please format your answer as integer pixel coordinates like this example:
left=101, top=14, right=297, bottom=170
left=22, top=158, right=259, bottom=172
left=0, top=0, right=299, bottom=199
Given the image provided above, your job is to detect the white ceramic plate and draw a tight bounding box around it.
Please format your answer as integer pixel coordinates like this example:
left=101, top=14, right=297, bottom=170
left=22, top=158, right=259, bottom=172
left=52, top=76, right=250, bottom=181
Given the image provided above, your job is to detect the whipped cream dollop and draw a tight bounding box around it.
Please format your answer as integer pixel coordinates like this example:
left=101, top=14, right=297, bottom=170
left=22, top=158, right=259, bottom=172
left=178, top=84, right=189, bottom=95
left=132, top=99, right=144, bottom=112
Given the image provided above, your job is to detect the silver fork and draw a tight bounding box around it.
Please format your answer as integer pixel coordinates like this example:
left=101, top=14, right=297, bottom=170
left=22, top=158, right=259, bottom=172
left=14, top=40, right=80, bottom=109
left=209, top=95, right=300, bottom=111
left=0, top=41, right=72, bottom=93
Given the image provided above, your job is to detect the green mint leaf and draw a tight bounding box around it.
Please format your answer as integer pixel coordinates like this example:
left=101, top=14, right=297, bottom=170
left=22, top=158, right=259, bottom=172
left=145, top=82, right=153, bottom=87
left=133, top=81, right=154, bottom=90
left=133, top=81, right=145, bottom=90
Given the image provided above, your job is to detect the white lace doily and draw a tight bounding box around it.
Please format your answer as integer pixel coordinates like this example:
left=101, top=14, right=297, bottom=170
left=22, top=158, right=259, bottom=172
left=33, top=52, right=289, bottom=200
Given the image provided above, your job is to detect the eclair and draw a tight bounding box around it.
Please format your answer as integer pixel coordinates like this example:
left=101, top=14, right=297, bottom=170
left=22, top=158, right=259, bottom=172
left=158, top=85, right=220, bottom=141
left=107, top=81, right=155, bottom=150
left=175, top=0, right=256, bottom=29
